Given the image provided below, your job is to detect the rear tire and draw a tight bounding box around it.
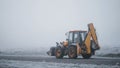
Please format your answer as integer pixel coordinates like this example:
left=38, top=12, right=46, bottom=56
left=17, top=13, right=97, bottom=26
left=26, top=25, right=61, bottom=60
left=55, top=47, right=63, bottom=59
left=82, top=54, right=91, bottom=59
left=68, top=46, right=77, bottom=59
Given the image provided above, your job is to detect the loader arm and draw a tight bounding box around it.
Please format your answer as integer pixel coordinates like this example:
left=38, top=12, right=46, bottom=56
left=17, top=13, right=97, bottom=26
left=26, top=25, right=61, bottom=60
left=88, top=23, right=100, bottom=49
left=84, top=23, right=100, bottom=54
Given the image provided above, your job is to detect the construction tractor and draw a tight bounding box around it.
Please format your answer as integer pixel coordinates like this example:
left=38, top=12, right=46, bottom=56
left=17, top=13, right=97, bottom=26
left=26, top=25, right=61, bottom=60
left=47, top=23, right=100, bottom=59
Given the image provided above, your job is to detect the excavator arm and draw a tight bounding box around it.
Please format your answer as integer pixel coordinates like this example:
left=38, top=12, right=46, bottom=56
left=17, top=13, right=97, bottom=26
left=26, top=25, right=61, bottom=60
left=84, top=23, right=100, bottom=54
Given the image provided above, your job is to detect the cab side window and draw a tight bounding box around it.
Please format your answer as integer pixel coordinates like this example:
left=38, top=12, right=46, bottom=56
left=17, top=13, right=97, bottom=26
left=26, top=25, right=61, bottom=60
left=74, top=33, right=78, bottom=43
left=69, top=32, right=73, bottom=43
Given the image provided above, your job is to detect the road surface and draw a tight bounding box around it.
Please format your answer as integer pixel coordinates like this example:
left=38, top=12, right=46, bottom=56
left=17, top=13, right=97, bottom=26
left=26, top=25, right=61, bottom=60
left=0, top=55, right=120, bottom=66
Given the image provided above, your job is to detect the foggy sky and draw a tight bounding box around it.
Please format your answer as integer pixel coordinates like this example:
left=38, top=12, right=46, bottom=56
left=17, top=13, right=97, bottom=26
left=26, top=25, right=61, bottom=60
left=0, top=0, right=120, bottom=50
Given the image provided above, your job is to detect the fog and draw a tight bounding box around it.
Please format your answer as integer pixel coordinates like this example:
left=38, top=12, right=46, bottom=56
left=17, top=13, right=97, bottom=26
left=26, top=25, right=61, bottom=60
left=0, top=0, right=120, bottom=51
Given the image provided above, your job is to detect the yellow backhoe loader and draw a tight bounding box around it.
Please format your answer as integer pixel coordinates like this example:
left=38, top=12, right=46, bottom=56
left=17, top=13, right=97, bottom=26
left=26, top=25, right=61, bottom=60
left=47, top=23, right=100, bottom=59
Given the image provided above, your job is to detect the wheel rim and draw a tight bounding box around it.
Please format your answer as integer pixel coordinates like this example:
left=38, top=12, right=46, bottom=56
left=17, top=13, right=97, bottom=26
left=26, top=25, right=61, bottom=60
left=56, top=49, right=61, bottom=57
left=69, top=49, right=75, bottom=57
left=69, top=46, right=77, bottom=58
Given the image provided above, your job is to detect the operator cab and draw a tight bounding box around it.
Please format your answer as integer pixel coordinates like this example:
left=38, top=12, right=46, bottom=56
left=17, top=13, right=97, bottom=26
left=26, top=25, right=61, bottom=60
left=67, top=30, right=87, bottom=46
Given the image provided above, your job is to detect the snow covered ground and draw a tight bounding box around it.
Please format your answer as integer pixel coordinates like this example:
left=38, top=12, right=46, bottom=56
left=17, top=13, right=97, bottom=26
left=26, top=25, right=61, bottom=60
left=0, top=45, right=120, bottom=68
left=0, top=59, right=119, bottom=68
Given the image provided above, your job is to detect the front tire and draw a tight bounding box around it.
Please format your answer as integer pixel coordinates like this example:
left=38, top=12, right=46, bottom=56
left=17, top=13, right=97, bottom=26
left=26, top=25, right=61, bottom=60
left=68, top=46, right=77, bottom=59
left=55, top=47, right=63, bottom=59
left=50, top=47, right=55, bottom=56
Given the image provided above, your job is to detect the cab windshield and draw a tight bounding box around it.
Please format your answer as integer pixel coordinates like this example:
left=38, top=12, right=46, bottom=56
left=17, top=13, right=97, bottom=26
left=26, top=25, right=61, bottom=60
left=68, top=31, right=87, bottom=44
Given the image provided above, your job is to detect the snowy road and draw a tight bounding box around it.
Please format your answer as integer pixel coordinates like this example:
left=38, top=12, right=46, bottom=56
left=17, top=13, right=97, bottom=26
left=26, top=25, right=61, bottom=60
left=0, top=55, right=120, bottom=66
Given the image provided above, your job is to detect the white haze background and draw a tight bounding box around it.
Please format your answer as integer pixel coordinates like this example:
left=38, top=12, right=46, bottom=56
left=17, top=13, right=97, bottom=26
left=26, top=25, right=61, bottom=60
left=0, top=0, right=120, bottom=51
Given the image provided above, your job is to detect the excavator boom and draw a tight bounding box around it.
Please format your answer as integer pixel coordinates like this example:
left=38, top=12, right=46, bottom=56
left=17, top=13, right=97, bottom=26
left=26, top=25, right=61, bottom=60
left=84, top=23, right=100, bottom=54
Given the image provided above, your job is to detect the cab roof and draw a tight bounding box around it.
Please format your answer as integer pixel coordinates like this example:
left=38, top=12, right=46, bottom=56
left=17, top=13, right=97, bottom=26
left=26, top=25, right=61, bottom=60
left=69, top=30, right=87, bottom=32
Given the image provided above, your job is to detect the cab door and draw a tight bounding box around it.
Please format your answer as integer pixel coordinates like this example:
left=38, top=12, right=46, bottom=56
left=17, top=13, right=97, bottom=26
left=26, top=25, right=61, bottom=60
left=68, top=32, right=79, bottom=46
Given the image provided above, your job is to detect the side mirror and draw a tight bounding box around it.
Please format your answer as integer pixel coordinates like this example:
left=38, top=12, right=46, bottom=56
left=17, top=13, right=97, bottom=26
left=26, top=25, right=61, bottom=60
left=65, top=33, right=67, bottom=36
left=66, top=39, right=68, bottom=41
left=56, top=42, right=59, bottom=46
left=65, top=32, right=68, bottom=36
